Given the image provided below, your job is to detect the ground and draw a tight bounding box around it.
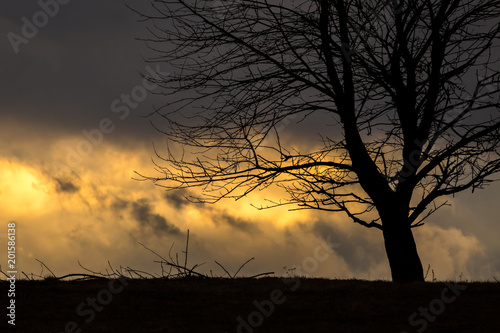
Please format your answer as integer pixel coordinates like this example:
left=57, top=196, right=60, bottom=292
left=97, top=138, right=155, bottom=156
left=0, top=277, right=498, bottom=332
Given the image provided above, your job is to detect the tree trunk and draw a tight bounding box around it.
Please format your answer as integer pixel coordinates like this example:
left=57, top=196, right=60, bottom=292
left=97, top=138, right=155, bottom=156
left=382, top=216, right=424, bottom=282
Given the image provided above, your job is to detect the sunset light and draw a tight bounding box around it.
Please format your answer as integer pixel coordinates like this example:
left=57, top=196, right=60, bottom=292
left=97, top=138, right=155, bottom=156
left=1, top=0, right=500, bottom=331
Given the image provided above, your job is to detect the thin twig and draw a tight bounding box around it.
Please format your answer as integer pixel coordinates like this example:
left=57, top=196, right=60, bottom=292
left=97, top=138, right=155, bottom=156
left=424, top=264, right=431, bottom=280
left=78, top=261, right=115, bottom=278
left=248, top=272, right=275, bottom=278
left=35, top=259, right=56, bottom=278
left=139, top=243, right=170, bottom=264
left=215, top=261, right=232, bottom=278
left=0, top=268, right=10, bottom=279
left=233, top=257, right=255, bottom=278
left=184, top=229, right=190, bottom=275
left=108, top=261, right=120, bottom=278
left=49, top=273, right=109, bottom=281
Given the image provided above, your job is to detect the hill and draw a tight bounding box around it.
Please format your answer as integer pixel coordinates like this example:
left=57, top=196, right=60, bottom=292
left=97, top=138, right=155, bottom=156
left=0, top=277, right=498, bottom=332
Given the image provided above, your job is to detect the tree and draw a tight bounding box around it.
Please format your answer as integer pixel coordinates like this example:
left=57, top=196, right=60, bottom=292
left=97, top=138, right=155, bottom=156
left=134, top=0, right=500, bottom=281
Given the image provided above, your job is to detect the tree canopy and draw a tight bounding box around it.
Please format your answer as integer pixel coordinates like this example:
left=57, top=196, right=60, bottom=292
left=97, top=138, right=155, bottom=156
left=134, top=0, right=500, bottom=281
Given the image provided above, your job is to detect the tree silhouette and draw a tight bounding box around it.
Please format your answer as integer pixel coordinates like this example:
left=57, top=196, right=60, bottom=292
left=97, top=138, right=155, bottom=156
left=135, top=0, right=500, bottom=281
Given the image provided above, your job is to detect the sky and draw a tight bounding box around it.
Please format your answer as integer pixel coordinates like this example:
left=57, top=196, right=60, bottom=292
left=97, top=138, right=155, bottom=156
left=0, top=0, right=499, bottom=281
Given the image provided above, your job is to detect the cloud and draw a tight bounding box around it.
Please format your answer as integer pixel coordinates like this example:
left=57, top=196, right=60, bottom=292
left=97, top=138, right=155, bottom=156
left=214, top=212, right=261, bottom=234
left=111, top=197, right=129, bottom=211
left=0, top=0, right=160, bottom=143
left=53, top=177, right=79, bottom=193
left=163, top=189, right=189, bottom=209
left=131, top=198, right=181, bottom=236
left=311, top=220, right=386, bottom=274
left=414, top=225, right=487, bottom=279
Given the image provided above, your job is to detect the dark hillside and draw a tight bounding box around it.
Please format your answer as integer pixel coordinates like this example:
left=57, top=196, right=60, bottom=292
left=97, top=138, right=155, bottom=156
left=0, top=277, right=498, bottom=332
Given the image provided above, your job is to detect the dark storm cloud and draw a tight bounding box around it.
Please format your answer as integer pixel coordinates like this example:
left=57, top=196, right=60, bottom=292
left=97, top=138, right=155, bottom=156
left=214, top=212, right=261, bottom=234
left=131, top=198, right=181, bottom=236
left=163, top=189, right=189, bottom=209
left=53, top=177, right=79, bottom=193
left=311, top=220, right=338, bottom=242
left=111, top=197, right=129, bottom=211
left=312, top=220, right=385, bottom=273
left=0, top=0, right=333, bottom=149
left=0, top=0, right=162, bottom=141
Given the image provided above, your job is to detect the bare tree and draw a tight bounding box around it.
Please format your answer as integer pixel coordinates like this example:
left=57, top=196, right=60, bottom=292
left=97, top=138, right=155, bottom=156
left=134, top=0, right=500, bottom=281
